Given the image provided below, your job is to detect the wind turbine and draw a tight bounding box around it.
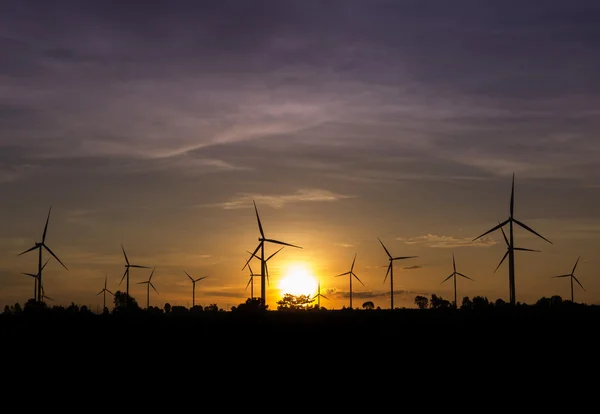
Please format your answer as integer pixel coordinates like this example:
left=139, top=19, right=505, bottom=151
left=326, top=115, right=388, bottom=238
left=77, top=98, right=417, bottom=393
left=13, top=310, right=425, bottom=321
left=119, top=244, right=150, bottom=305
left=242, top=200, right=302, bottom=306
left=335, top=253, right=363, bottom=309
left=378, top=238, right=417, bottom=310
left=40, top=283, right=53, bottom=303
left=441, top=253, right=474, bottom=309
left=184, top=271, right=209, bottom=307
left=245, top=246, right=284, bottom=289
left=22, top=258, right=50, bottom=301
left=472, top=173, right=552, bottom=305
left=552, top=256, right=585, bottom=303
left=137, top=267, right=158, bottom=309
left=96, top=274, right=114, bottom=311
left=18, top=206, right=68, bottom=303
left=244, top=263, right=260, bottom=299
left=312, top=280, right=329, bottom=308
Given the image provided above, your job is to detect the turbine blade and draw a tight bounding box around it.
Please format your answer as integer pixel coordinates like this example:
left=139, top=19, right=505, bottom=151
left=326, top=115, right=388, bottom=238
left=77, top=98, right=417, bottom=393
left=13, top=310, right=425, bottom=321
left=377, top=238, right=392, bottom=259
left=242, top=243, right=261, bottom=271
left=106, top=289, right=114, bottom=295
left=184, top=271, right=193, bottom=282
left=245, top=277, right=252, bottom=290
left=473, top=219, right=510, bottom=241
left=573, top=276, right=585, bottom=291
left=457, top=272, right=474, bottom=281
left=321, top=295, right=329, bottom=300
left=248, top=263, right=253, bottom=274
left=353, top=272, right=365, bottom=286
left=335, top=272, right=350, bottom=277
left=96, top=290, right=103, bottom=296
left=552, top=274, right=571, bottom=278
left=121, top=244, right=129, bottom=265
left=22, top=273, right=37, bottom=277
left=129, top=264, right=150, bottom=269
left=150, top=283, right=159, bottom=294
left=350, top=253, right=357, bottom=272
left=42, top=206, right=52, bottom=243
left=392, top=256, right=418, bottom=260
left=514, top=247, right=541, bottom=252
left=18, top=245, right=38, bottom=256
left=383, top=262, right=391, bottom=283
left=264, top=238, right=302, bottom=249
left=149, top=268, right=155, bottom=280
left=500, top=224, right=509, bottom=247
left=266, top=246, right=285, bottom=261
left=572, top=256, right=580, bottom=274
left=510, top=173, right=515, bottom=218
left=253, top=200, right=265, bottom=239
left=43, top=244, right=68, bottom=270
left=452, top=253, right=456, bottom=273
left=494, top=251, right=509, bottom=273
left=195, top=276, right=209, bottom=282
left=119, top=269, right=127, bottom=286
left=441, top=273, right=454, bottom=284
left=513, top=219, right=552, bottom=244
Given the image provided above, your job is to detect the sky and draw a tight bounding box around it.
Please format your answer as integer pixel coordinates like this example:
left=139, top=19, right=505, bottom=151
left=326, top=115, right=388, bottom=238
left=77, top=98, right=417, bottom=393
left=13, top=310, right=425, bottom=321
left=1, top=0, right=599, bottom=312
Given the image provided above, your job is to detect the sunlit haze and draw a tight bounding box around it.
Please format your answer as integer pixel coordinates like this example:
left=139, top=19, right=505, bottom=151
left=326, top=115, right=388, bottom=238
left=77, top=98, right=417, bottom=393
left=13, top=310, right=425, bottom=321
left=1, top=1, right=600, bottom=312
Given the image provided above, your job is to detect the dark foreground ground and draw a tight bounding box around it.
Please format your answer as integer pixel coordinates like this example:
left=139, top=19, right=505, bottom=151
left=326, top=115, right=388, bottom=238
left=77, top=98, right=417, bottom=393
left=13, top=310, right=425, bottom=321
left=3, top=308, right=599, bottom=382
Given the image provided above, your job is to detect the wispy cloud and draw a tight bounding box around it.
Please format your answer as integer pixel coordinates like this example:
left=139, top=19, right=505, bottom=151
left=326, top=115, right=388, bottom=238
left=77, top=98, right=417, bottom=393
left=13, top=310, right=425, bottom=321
left=397, top=234, right=497, bottom=248
left=0, top=164, right=36, bottom=183
left=336, top=243, right=354, bottom=248
left=403, top=265, right=422, bottom=270
left=212, top=189, right=356, bottom=209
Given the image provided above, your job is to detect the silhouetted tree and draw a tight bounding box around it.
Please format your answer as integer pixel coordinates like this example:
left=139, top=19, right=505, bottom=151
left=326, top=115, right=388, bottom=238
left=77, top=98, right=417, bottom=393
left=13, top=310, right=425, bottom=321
left=3, top=305, right=10, bottom=315
left=494, top=298, right=507, bottom=308
left=471, top=296, right=490, bottom=310
left=461, top=296, right=472, bottom=310
left=277, top=293, right=314, bottom=311
left=430, top=294, right=451, bottom=309
left=551, top=295, right=563, bottom=306
left=362, top=301, right=375, bottom=310
left=414, top=295, right=429, bottom=309
left=232, top=298, right=267, bottom=312
left=113, top=290, right=140, bottom=312
left=163, top=303, right=171, bottom=313
left=204, top=303, right=220, bottom=312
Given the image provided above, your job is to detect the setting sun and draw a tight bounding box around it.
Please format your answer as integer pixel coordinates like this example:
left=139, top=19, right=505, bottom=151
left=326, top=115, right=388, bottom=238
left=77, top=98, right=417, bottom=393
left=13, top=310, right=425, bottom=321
left=278, top=263, right=318, bottom=296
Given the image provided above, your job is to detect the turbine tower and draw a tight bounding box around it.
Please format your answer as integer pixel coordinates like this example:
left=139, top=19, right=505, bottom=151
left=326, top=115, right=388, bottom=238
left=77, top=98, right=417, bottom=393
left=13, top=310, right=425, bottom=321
left=472, top=174, right=552, bottom=305
left=441, top=253, right=474, bottom=309
left=243, top=200, right=302, bottom=307
left=335, top=253, right=363, bottom=309
left=119, top=244, right=150, bottom=305
left=18, top=207, right=68, bottom=303
left=137, top=267, right=158, bottom=309
left=96, top=274, right=114, bottom=311
left=245, top=263, right=260, bottom=299
left=184, top=271, right=209, bottom=308
left=312, top=280, right=329, bottom=308
left=378, top=238, right=417, bottom=310
left=22, top=258, right=50, bottom=301
left=552, top=256, right=585, bottom=303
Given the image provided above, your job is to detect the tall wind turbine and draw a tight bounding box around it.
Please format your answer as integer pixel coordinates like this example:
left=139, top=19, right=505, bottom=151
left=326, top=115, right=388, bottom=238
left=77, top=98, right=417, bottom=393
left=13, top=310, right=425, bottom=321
left=18, top=207, right=68, bottom=303
left=472, top=174, right=552, bottom=305
left=119, top=244, right=150, bottom=304
left=312, top=280, right=329, bottom=308
left=378, top=238, right=417, bottom=310
left=137, top=267, right=158, bottom=309
left=242, top=200, right=302, bottom=306
left=441, top=253, right=474, bottom=309
left=552, top=256, right=585, bottom=303
left=494, top=225, right=541, bottom=273
left=335, top=253, right=363, bottom=309
left=96, top=274, right=114, bottom=311
left=184, top=271, right=209, bottom=307
left=22, top=258, right=50, bottom=301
